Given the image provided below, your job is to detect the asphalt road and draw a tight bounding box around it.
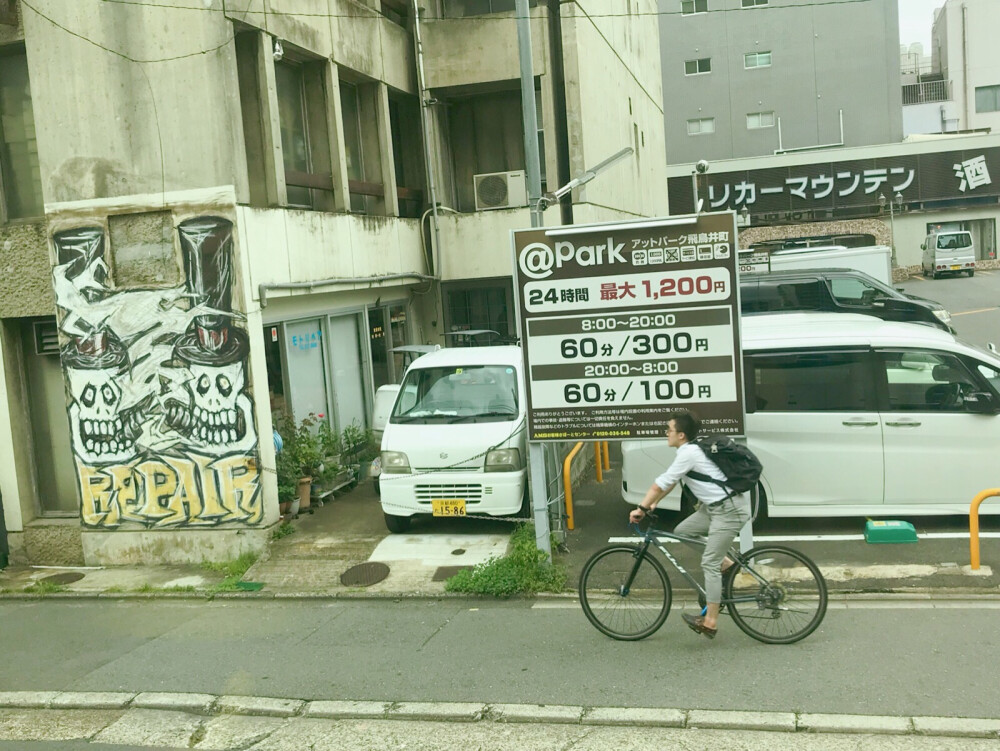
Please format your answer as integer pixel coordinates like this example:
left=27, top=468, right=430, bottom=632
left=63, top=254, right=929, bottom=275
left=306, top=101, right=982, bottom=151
left=897, top=266, right=1000, bottom=348
left=2, top=598, right=1000, bottom=720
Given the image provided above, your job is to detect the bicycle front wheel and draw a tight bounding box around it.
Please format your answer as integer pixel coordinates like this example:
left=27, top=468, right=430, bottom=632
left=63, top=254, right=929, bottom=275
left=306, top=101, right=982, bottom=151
left=579, top=545, right=672, bottom=640
left=723, top=545, right=827, bottom=644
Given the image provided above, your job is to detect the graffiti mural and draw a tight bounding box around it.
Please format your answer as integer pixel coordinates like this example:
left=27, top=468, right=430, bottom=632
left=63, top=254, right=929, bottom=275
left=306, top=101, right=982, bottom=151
left=52, top=216, right=261, bottom=528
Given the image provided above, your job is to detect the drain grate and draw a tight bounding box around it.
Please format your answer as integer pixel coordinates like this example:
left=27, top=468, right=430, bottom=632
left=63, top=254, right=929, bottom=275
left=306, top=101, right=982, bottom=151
left=41, top=572, right=85, bottom=585
left=340, top=562, right=390, bottom=587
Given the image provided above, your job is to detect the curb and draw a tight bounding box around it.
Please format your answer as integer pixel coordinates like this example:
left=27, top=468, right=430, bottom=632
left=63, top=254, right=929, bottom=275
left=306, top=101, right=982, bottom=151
left=2, top=587, right=1000, bottom=602
left=1, top=692, right=998, bottom=739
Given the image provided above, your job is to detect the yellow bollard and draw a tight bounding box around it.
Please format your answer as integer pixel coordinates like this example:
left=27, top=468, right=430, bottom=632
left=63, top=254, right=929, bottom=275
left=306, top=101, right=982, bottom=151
left=594, top=442, right=603, bottom=484
left=969, top=488, right=1000, bottom=570
left=602, top=441, right=610, bottom=471
left=563, top=442, right=585, bottom=531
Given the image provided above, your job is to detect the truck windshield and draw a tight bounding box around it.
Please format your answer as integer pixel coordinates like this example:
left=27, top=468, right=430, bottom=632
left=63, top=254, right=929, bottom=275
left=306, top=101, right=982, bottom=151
left=391, top=365, right=519, bottom=423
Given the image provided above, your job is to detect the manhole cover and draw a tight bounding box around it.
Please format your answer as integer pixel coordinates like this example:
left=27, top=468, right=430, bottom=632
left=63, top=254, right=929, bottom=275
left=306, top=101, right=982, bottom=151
left=42, top=572, right=85, bottom=585
left=340, top=562, right=390, bottom=587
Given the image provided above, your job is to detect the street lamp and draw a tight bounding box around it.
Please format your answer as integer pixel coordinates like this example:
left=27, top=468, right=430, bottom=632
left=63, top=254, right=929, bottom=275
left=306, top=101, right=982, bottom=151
left=878, top=191, right=903, bottom=267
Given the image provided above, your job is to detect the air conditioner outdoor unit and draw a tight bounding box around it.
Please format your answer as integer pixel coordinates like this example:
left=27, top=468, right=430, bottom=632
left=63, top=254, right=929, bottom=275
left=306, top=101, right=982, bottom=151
left=473, top=170, right=528, bottom=211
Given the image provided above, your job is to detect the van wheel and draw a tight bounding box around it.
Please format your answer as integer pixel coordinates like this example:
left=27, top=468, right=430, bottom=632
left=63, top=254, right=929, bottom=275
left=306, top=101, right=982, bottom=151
left=519, top=487, right=532, bottom=520
left=384, top=512, right=411, bottom=533
left=921, top=267, right=928, bottom=277
left=968, top=269, right=975, bottom=277
left=932, top=270, right=940, bottom=279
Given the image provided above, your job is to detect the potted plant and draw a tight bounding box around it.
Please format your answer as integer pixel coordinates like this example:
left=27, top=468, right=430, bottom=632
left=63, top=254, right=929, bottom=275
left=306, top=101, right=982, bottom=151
left=341, top=422, right=378, bottom=482
left=274, top=412, right=323, bottom=515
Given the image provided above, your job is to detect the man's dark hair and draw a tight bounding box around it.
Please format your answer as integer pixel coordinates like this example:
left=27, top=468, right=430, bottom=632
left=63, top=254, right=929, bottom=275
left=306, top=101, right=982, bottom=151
left=669, top=409, right=699, bottom=441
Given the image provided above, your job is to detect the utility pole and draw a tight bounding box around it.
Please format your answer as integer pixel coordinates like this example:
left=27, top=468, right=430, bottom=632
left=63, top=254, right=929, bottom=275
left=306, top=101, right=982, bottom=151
left=515, top=0, right=551, bottom=557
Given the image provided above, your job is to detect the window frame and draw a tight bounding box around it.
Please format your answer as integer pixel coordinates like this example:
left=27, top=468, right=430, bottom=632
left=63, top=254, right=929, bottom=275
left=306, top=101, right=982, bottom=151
left=686, top=117, right=716, bottom=136
left=746, top=110, right=775, bottom=129
left=0, top=45, right=44, bottom=222
left=681, top=0, right=708, bottom=15
left=684, top=57, right=712, bottom=76
left=741, top=0, right=768, bottom=7
left=974, top=84, right=1000, bottom=114
left=744, top=51, right=773, bottom=69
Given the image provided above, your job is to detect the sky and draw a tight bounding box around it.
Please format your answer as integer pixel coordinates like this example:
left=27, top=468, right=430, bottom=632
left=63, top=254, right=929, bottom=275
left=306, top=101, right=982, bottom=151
left=898, top=0, right=943, bottom=50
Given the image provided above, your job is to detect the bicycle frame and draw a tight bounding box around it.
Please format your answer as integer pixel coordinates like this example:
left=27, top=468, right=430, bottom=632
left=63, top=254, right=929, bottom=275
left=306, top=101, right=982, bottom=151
left=626, top=521, right=769, bottom=607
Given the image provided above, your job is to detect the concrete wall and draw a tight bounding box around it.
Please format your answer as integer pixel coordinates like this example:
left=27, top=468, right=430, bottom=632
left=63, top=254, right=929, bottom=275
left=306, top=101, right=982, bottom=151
left=659, top=0, right=903, bottom=163
left=932, top=0, right=1000, bottom=134
left=563, top=0, right=668, bottom=218
left=0, top=221, right=52, bottom=318
left=902, top=102, right=956, bottom=138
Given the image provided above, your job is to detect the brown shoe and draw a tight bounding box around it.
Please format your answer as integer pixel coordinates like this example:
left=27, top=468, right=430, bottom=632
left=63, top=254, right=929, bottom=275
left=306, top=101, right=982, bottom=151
left=682, top=612, right=717, bottom=639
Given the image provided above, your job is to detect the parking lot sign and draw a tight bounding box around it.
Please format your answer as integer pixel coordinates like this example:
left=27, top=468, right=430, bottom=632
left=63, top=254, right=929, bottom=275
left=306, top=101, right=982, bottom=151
left=512, top=213, right=745, bottom=441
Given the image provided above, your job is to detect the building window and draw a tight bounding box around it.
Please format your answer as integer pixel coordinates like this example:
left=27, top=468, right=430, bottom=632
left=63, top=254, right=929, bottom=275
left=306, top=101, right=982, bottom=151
left=746, top=111, right=775, bottom=129
left=684, top=58, right=712, bottom=75
left=686, top=117, right=715, bottom=135
left=975, top=84, right=1000, bottom=114
left=681, top=0, right=707, bottom=14
left=445, top=282, right=514, bottom=344
left=744, top=51, right=772, bottom=69
left=741, top=0, right=767, bottom=6
left=444, top=0, right=536, bottom=17
left=0, top=48, right=43, bottom=220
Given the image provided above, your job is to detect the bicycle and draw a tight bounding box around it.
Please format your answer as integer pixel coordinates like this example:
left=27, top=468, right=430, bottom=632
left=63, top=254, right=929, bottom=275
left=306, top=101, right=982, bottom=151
left=579, top=512, right=827, bottom=644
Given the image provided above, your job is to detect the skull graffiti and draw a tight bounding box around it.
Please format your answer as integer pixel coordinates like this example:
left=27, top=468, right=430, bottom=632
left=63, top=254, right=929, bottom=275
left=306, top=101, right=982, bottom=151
left=66, top=366, right=138, bottom=465
left=165, top=360, right=256, bottom=455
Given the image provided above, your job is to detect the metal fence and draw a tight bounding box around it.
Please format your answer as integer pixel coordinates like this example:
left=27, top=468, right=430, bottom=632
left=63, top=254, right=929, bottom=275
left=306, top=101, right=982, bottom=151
left=902, top=80, right=951, bottom=105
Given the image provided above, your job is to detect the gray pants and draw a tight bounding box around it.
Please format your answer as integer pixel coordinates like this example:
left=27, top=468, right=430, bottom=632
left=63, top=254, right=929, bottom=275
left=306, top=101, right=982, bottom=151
left=674, top=494, right=751, bottom=603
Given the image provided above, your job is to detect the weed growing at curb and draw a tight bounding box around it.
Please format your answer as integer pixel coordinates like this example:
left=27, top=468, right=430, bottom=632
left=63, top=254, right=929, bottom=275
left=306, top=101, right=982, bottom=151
left=444, top=524, right=567, bottom=598
left=202, top=552, right=259, bottom=593
left=271, top=521, right=296, bottom=540
left=22, top=581, right=67, bottom=595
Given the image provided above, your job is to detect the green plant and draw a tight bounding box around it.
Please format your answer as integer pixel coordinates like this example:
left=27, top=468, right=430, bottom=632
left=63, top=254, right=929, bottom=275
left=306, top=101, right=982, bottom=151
left=22, top=580, right=67, bottom=595
left=317, top=419, right=342, bottom=459
left=202, top=552, right=260, bottom=592
left=273, top=412, right=324, bottom=494
left=341, top=421, right=377, bottom=466
left=444, top=524, right=567, bottom=598
left=271, top=521, right=296, bottom=540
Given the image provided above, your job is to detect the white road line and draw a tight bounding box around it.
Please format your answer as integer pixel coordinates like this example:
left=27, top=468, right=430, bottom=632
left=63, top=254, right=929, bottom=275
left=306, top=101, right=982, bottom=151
left=609, top=533, right=1000, bottom=544
left=533, top=600, right=1000, bottom=610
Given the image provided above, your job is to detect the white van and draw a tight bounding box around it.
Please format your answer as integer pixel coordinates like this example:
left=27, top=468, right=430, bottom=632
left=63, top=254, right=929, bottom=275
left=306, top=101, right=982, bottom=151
left=378, top=345, right=526, bottom=532
left=921, top=231, right=975, bottom=278
left=622, top=312, right=1000, bottom=518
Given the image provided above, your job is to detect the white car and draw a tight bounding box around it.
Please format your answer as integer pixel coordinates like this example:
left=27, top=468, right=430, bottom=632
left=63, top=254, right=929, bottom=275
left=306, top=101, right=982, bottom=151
left=622, top=312, right=1000, bottom=517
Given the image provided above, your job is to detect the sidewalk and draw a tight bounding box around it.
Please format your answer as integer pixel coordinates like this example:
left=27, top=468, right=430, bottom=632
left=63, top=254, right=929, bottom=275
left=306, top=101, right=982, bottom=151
left=2, top=461, right=999, bottom=598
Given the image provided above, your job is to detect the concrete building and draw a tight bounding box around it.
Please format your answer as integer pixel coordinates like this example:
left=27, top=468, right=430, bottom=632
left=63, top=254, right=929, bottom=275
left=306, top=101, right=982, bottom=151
left=0, top=0, right=667, bottom=566
left=658, top=0, right=903, bottom=163
left=667, top=132, right=1000, bottom=271
left=923, top=0, right=1000, bottom=135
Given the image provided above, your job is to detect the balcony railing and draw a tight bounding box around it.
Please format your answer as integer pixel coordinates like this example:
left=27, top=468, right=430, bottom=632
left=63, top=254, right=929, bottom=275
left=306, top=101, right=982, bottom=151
left=902, top=79, right=952, bottom=105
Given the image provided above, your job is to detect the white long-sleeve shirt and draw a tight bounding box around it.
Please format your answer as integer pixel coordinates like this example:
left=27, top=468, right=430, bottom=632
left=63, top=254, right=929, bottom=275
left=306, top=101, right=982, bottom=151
left=653, top=442, right=744, bottom=505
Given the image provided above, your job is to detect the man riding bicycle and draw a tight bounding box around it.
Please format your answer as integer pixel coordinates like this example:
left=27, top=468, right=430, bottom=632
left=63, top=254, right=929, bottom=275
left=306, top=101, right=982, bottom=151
left=629, top=409, right=750, bottom=639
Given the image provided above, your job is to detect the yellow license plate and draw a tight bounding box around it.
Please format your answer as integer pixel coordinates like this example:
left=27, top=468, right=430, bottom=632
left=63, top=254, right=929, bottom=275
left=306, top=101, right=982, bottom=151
left=950, top=265, right=961, bottom=270
left=432, top=499, right=466, bottom=517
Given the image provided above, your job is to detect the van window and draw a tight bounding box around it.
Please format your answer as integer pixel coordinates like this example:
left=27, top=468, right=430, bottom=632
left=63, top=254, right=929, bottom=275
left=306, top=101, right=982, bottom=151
left=878, top=350, right=981, bottom=411
left=390, top=365, right=518, bottom=423
left=828, top=278, right=891, bottom=307
left=974, top=361, right=1000, bottom=395
left=936, top=233, right=972, bottom=250
left=742, top=279, right=825, bottom=313
left=750, top=351, right=874, bottom=411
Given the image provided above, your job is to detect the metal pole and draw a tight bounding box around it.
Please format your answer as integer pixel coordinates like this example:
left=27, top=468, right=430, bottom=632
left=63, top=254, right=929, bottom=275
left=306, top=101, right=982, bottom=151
left=516, top=0, right=551, bottom=558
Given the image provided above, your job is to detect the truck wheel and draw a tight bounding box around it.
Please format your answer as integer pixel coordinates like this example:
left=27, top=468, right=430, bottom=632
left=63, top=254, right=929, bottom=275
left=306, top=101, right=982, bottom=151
left=384, top=512, right=411, bottom=533
left=968, top=269, right=975, bottom=277
left=932, top=270, right=940, bottom=279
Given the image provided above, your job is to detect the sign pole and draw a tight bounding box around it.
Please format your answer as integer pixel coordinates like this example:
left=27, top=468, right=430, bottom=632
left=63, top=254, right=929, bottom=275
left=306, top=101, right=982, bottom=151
left=515, top=0, right=552, bottom=557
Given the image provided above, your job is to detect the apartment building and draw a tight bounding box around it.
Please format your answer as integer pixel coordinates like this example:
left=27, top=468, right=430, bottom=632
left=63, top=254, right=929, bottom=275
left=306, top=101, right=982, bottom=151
left=659, top=0, right=903, bottom=163
left=907, top=0, right=1000, bottom=136
left=0, top=0, right=666, bottom=565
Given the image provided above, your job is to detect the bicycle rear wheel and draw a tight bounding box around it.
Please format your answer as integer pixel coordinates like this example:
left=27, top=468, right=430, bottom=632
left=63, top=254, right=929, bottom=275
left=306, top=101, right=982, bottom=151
left=723, top=545, right=827, bottom=644
left=579, top=545, right=672, bottom=640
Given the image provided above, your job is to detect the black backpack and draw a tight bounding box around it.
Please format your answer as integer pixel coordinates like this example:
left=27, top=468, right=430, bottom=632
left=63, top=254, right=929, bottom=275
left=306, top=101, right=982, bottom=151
left=686, top=435, right=763, bottom=498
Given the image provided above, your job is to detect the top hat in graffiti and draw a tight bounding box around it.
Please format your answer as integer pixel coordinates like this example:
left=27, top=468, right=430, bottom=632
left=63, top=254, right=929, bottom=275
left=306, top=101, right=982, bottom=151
left=168, top=217, right=252, bottom=449
left=174, top=216, right=248, bottom=366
